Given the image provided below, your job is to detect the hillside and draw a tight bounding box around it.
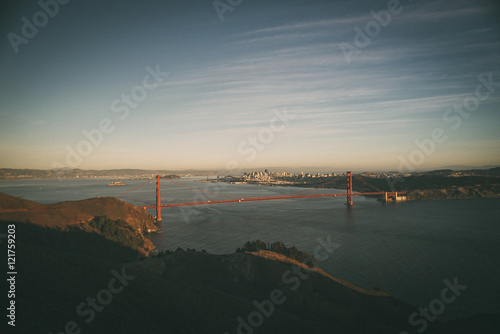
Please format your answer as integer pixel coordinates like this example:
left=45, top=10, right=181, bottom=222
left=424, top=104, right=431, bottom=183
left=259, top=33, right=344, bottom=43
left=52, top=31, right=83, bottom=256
left=0, top=192, right=157, bottom=255
left=0, top=192, right=156, bottom=229
left=406, top=184, right=500, bottom=200
left=8, top=222, right=412, bottom=333
left=2, top=219, right=498, bottom=333
left=6, top=223, right=498, bottom=333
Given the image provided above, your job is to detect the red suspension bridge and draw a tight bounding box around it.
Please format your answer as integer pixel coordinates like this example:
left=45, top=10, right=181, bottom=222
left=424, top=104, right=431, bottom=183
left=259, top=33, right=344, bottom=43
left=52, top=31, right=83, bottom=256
left=116, top=171, right=406, bottom=222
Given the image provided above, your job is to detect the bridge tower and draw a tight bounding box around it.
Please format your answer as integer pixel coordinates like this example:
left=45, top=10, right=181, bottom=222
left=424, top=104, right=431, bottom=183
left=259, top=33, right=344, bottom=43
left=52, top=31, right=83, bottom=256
left=156, top=175, right=162, bottom=222
left=346, top=171, right=353, bottom=206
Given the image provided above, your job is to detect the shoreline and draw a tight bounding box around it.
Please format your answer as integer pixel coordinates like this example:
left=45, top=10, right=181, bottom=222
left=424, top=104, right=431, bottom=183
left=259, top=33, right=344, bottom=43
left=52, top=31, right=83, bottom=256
left=200, top=179, right=500, bottom=201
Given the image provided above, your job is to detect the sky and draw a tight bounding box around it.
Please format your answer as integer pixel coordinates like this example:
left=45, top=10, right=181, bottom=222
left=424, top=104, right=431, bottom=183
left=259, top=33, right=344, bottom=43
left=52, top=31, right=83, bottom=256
left=1, top=0, right=499, bottom=172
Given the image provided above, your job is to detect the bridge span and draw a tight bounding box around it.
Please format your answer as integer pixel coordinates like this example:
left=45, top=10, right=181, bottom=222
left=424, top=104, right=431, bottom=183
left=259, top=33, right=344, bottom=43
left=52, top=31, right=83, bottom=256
left=116, top=171, right=406, bottom=222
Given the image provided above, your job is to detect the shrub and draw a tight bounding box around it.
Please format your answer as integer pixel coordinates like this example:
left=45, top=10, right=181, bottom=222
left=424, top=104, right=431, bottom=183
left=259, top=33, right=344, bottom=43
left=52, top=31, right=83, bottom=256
left=239, top=240, right=317, bottom=268
left=87, top=216, right=144, bottom=250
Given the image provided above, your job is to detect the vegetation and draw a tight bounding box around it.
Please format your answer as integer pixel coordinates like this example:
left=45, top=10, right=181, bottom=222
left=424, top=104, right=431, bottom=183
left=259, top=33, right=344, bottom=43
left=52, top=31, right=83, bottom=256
left=7, top=221, right=498, bottom=333
left=236, top=240, right=318, bottom=268
left=16, top=221, right=140, bottom=263
left=253, top=168, right=500, bottom=194
left=83, top=215, right=145, bottom=250
left=388, top=174, right=500, bottom=191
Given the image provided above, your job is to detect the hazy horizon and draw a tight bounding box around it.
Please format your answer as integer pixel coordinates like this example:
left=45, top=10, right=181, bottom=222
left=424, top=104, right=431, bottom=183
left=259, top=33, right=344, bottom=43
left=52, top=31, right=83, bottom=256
left=1, top=164, right=499, bottom=175
left=2, top=0, right=499, bottom=172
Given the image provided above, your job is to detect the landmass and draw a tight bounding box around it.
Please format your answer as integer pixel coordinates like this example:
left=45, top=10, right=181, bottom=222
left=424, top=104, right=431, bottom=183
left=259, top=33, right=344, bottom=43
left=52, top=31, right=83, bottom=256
left=204, top=168, right=500, bottom=201
left=3, top=167, right=500, bottom=200
left=406, top=185, right=500, bottom=200
left=1, top=193, right=498, bottom=333
left=0, top=192, right=157, bottom=256
left=0, top=168, right=183, bottom=180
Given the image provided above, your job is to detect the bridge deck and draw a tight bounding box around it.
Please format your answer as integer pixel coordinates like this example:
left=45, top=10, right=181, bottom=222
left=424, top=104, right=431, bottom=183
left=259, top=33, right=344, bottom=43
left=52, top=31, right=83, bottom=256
left=143, top=192, right=389, bottom=209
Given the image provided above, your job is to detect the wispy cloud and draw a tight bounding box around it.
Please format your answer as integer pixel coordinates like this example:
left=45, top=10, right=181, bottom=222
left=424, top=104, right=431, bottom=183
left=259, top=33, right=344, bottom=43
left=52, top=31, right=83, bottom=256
left=396, top=4, right=485, bottom=22
left=232, top=17, right=371, bottom=38
left=4, top=0, right=498, bottom=169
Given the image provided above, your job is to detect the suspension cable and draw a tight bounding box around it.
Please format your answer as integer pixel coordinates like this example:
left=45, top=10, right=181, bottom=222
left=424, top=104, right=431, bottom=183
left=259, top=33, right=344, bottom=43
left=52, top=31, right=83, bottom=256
left=115, top=178, right=154, bottom=198
left=165, top=178, right=241, bottom=198
left=352, top=175, right=383, bottom=192
left=287, top=175, right=344, bottom=196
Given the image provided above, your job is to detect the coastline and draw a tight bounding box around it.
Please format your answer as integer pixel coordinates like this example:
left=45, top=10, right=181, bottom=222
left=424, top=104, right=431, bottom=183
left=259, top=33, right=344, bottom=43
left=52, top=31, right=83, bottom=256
left=406, top=185, right=500, bottom=201
left=200, top=179, right=500, bottom=201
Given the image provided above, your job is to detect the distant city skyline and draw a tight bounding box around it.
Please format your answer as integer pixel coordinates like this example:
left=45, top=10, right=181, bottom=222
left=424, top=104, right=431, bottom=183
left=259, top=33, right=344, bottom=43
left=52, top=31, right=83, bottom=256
left=1, top=0, right=499, bottom=172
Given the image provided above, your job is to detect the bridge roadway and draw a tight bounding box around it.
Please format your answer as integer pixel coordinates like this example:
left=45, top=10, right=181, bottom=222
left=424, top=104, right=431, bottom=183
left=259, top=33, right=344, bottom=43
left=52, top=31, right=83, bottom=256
left=142, top=192, right=387, bottom=209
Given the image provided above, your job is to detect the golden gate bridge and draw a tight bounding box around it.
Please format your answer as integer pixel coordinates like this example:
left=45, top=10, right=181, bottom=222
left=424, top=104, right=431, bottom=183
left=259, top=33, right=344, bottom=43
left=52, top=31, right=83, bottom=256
left=116, top=172, right=406, bottom=222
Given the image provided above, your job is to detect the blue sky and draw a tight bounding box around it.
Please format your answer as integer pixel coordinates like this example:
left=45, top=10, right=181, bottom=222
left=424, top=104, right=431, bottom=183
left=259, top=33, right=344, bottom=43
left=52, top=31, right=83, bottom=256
left=1, top=0, right=499, bottom=172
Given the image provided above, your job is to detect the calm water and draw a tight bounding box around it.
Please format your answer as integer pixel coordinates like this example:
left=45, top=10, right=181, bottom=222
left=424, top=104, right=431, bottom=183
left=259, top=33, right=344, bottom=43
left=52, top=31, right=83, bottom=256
left=1, top=177, right=499, bottom=320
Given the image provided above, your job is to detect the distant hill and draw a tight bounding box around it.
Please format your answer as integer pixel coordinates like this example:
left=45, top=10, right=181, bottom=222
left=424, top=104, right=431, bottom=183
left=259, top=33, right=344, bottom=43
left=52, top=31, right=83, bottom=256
left=469, top=167, right=500, bottom=176
left=425, top=169, right=454, bottom=175
left=423, top=167, right=500, bottom=177
left=0, top=168, right=182, bottom=179
left=406, top=185, right=500, bottom=200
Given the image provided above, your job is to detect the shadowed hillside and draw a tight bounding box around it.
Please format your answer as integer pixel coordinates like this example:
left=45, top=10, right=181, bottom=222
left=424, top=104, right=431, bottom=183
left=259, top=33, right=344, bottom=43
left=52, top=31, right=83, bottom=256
left=3, top=221, right=498, bottom=333
left=9, top=221, right=416, bottom=334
